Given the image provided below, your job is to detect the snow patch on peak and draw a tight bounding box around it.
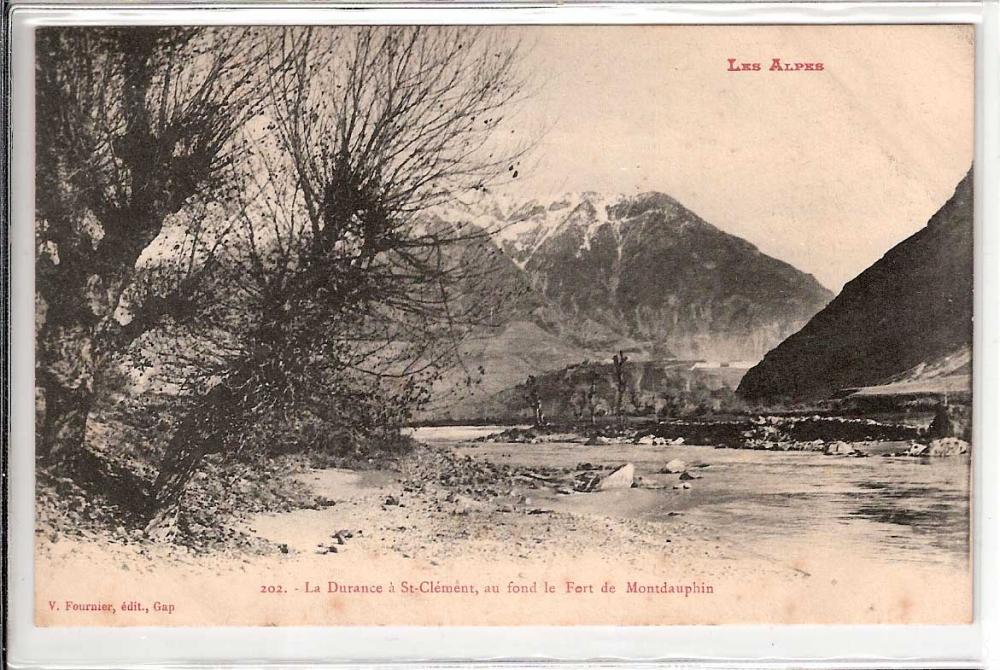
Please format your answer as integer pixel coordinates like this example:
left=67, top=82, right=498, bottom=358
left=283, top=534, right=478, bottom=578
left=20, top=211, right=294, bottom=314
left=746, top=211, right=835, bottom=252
left=429, top=190, right=658, bottom=267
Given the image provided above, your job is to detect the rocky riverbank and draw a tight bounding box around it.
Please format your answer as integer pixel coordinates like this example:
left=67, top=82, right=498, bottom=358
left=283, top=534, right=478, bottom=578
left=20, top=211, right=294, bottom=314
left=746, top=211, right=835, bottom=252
left=475, top=415, right=969, bottom=457
left=35, top=429, right=971, bottom=626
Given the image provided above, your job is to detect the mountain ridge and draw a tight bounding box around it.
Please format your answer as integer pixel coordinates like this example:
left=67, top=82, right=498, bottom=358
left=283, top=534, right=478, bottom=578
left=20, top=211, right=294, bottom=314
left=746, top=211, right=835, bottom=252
left=738, top=169, right=973, bottom=401
left=425, top=188, right=836, bottom=418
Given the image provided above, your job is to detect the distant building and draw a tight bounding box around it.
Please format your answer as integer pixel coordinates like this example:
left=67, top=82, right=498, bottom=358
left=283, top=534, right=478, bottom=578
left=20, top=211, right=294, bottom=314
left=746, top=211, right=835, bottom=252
left=691, top=360, right=756, bottom=370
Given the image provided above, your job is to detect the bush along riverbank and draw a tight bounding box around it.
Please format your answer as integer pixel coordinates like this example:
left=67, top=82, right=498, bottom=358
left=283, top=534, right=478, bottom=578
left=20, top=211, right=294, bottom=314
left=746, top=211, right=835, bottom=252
left=474, top=414, right=968, bottom=458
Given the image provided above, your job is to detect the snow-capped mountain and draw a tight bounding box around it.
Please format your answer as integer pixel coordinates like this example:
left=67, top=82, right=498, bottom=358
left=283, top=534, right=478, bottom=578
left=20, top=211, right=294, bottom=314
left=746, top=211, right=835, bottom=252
left=433, top=189, right=833, bottom=363
left=436, top=191, right=627, bottom=269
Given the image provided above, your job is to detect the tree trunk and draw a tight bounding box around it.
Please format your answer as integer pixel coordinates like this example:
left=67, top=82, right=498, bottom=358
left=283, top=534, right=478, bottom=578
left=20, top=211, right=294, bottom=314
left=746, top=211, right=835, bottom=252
left=39, top=380, right=93, bottom=463
left=36, top=321, right=97, bottom=463
left=144, top=385, right=232, bottom=538
left=144, top=438, right=211, bottom=540
left=616, top=392, right=624, bottom=431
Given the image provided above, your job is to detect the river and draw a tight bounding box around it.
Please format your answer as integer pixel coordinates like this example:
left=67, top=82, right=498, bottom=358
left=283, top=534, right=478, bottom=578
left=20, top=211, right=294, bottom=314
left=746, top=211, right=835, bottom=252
left=410, top=425, right=971, bottom=569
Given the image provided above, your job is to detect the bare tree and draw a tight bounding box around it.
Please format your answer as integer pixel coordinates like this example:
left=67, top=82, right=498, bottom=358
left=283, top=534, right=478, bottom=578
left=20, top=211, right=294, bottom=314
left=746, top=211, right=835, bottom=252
left=525, top=375, right=543, bottom=426
left=143, top=26, right=530, bottom=534
left=569, top=388, right=586, bottom=422
left=612, top=350, right=629, bottom=430
left=34, top=27, right=269, bottom=475
left=586, top=373, right=599, bottom=427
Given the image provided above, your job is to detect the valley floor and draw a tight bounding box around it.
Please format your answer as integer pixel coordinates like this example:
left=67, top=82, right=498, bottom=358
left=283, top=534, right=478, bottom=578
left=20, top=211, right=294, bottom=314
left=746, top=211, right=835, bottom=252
left=35, top=430, right=971, bottom=626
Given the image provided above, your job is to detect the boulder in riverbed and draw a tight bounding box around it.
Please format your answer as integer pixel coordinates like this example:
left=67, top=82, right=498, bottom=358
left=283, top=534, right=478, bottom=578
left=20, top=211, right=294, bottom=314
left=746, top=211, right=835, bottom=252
left=661, top=459, right=687, bottom=474
left=638, top=475, right=672, bottom=489
left=573, top=471, right=603, bottom=492
left=926, top=437, right=970, bottom=456
left=824, top=441, right=856, bottom=456
left=597, top=463, right=635, bottom=491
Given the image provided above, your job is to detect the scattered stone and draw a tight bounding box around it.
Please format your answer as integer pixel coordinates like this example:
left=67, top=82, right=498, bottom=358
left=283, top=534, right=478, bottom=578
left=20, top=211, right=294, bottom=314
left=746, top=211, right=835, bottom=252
left=384, top=495, right=400, bottom=506
left=573, top=471, right=603, bottom=493
left=661, top=459, right=687, bottom=474
left=476, top=427, right=542, bottom=443
left=906, top=442, right=929, bottom=457
left=638, top=476, right=661, bottom=489
left=448, top=494, right=484, bottom=516
left=739, top=415, right=921, bottom=448
left=927, top=437, right=970, bottom=456
left=824, top=441, right=856, bottom=456
left=679, top=471, right=701, bottom=481
left=597, top=463, right=635, bottom=491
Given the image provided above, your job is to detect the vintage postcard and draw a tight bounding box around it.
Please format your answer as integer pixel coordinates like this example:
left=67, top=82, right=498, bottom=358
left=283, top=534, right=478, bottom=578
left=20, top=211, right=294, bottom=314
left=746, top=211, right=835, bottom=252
left=32, top=23, right=974, bottom=626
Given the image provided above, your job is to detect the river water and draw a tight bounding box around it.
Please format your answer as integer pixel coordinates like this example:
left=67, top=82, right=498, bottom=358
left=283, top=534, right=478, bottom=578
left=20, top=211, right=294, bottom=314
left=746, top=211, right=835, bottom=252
left=410, top=426, right=971, bottom=569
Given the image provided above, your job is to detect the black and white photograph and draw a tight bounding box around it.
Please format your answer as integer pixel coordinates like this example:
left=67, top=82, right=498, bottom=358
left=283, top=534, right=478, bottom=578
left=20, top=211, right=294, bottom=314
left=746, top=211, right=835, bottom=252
left=25, top=22, right=975, bottom=626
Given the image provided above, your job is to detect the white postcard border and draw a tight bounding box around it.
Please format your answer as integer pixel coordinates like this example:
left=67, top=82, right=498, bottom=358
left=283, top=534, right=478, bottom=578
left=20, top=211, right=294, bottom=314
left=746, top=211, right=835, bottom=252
left=6, top=2, right=999, bottom=668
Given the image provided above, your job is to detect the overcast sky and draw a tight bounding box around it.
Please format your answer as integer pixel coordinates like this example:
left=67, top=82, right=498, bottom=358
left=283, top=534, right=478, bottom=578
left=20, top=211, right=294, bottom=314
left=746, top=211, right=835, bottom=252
left=498, top=24, right=974, bottom=291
